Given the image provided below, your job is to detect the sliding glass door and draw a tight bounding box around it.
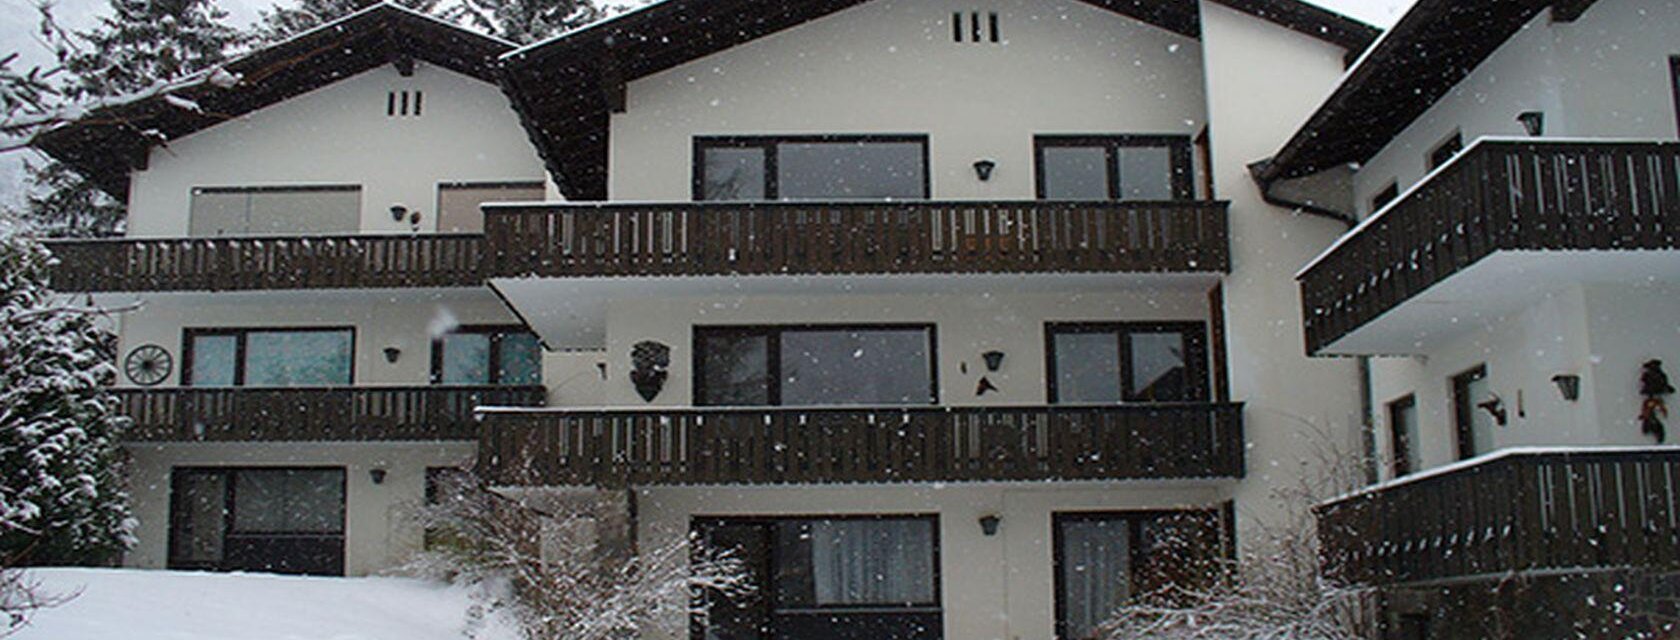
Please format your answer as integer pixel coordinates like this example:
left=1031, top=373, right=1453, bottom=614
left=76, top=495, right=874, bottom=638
left=169, top=467, right=347, bottom=576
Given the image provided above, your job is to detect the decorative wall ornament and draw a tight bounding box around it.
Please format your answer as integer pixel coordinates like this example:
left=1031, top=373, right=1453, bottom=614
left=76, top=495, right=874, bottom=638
left=1640, top=359, right=1674, bottom=443
left=123, top=344, right=172, bottom=386
left=630, top=340, right=671, bottom=402
left=1551, top=374, right=1581, bottom=401
left=976, top=376, right=999, bottom=397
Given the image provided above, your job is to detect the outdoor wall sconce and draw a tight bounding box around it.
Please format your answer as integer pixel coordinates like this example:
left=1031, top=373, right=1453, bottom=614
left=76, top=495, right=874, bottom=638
left=369, top=468, right=387, bottom=484
left=1517, top=111, right=1545, bottom=137
left=383, top=346, right=402, bottom=363
left=390, top=204, right=408, bottom=221
left=1552, top=374, right=1581, bottom=401
left=978, top=514, right=1001, bottom=536
left=973, top=159, right=996, bottom=182
left=982, top=350, right=1005, bottom=372
left=1477, top=394, right=1509, bottom=426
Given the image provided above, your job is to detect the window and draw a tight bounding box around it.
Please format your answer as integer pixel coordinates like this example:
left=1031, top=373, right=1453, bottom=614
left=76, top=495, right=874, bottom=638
left=184, top=327, right=354, bottom=387
left=1046, top=323, right=1208, bottom=404
left=1451, top=365, right=1491, bottom=461
left=693, top=136, right=929, bottom=201
left=436, top=181, right=545, bottom=233
left=695, top=326, right=937, bottom=407
left=189, top=186, right=360, bottom=237
left=1035, top=136, right=1193, bottom=201
left=1427, top=132, right=1463, bottom=171
left=1371, top=181, right=1400, bottom=212
left=1387, top=395, right=1418, bottom=477
left=432, top=326, right=542, bottom=385
left=169, top=467, right=346, bottom=576
left=1053, top=510, right=1229, bottom=640
left=694, top=516, right=942, bottom=640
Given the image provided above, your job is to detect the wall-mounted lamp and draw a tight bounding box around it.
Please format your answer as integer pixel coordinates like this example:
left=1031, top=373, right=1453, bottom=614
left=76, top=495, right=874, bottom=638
left=1517, top=111, right=1545, bottom=137
left=978, top=514, right=1001, bottom=536
left=383, top=346, right=402, bottom=363
left=973, top=159, right=996, bottom=182
left=369, top=468, right=387, bottom=484
left=1552, top=374, right=1581, bottom=402
left=982, top=350, right=1005, bottom=372
left=390, top=204, right=409, bottom=221
left=1477, top=394, right=1509, bottom=426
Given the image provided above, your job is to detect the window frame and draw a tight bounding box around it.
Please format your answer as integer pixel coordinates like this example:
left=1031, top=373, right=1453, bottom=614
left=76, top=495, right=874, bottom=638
left=188, top=184, right=362, bottom=237
left=693, top=324, right=940, bottom=407
left=433, top=180, right=546, bottom=233
left=1450, top=364, right=1488, bottom=461
left=1033, top=135, right=1195, bottom=201
left=429, top=324, right=543, bottom=385
left=692, top=513, right=943, bottom=612
left=691, top=134, right=932, bottom=201
left=1387, top=394, right=1417, bottom=478
left=181, top=326, right=357, bottom=387
left=1051, top=508, right=1232, bottom=640
left=1044, top=321, right=1210, bottom=404
left=1427, top=132, right=1464, bottom=171
left=167, top=466, right=347, bottom=575
left=1370, top=181, right=1401, bottom=213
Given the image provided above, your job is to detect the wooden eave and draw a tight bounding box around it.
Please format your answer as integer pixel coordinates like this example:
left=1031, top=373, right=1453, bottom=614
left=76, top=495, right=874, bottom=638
left=32, top=3, right=513, bottom=198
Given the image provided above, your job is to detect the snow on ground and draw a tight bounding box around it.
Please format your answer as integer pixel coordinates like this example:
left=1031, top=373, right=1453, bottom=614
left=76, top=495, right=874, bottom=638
left=11, top=567, right=523, bottom=640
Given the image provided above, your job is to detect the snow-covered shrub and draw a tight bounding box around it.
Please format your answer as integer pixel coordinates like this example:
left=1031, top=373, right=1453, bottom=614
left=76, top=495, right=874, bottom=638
left=404, top=471, right=752, bottom=640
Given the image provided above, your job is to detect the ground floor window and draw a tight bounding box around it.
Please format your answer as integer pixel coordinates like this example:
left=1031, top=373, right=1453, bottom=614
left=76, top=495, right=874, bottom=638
left=169, top=467, right=347, bottom=576
left=692, top=515, right=941, bottom=640
left=1053, top=508, right=1231, bottom=640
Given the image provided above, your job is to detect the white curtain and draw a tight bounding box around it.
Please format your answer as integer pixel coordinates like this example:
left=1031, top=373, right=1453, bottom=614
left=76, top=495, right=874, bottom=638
left=1061, top=519, right=1132, bottom=640
left=809, top=519, right=935, bottom=605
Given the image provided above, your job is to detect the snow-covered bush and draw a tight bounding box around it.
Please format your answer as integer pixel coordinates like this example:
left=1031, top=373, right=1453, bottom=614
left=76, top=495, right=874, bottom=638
left=404, top=471, right=752, bottom=640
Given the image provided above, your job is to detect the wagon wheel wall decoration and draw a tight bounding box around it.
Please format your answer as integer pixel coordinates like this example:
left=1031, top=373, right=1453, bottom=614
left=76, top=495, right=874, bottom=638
left=124, top=344, right=173, bottom=386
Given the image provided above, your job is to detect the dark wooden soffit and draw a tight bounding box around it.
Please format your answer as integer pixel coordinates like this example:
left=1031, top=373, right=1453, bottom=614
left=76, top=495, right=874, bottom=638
left=500, top=0, right=1379, bottom=201
left=33, top=3, right=513, bottom=198
left=1256, top=0, right=1598, bottom=183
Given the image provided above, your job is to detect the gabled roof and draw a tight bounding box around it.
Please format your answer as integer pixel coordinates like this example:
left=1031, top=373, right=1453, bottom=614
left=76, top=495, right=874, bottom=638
left=1255, top=0, right=1597, bottom=184
left=33, top=2, right=515, bottom=197
left=500, top=0, right=1380, bottom=201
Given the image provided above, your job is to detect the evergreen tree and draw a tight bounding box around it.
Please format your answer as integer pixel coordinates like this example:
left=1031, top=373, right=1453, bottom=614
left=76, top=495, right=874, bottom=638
left=21, top=0, right=244, bottom=238
left=256, top=0, right=442, bottom=43
left=443, top=0, right=602, bottom=44
left=0, top=221, right=134, bottom=567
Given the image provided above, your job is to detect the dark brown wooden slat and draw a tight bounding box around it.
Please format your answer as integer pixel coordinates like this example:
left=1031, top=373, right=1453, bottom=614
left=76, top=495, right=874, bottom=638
left=115, top=385, right=544, bottom=442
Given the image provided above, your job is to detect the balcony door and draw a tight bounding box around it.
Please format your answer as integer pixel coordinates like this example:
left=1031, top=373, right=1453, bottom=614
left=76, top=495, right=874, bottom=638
left=1451, top=365, right=1492, bottom=461
left=693, top=516, right=942, bottom=640
left=169, top=467, right=346, bottom=576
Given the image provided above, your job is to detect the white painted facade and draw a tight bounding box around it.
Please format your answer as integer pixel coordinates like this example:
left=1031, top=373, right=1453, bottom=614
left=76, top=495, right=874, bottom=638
left=125, top=63, right=549, bottom=237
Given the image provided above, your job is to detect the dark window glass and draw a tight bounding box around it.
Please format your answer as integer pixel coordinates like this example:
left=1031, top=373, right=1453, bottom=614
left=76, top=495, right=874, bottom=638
left=1451, top=365, right=1491, bottom=461
left=1428, top=133, right=1464, bottom=170
left=1371, top=182, right=1400, bottom=212
left=1054, top=511, right=1226, bottom=640
left=1040, top=146, right=1109, bottom=200
left=1037, top=136, right=1192, bottom=201
left=775, top=518, right=937, bottom=607
left=170, top=471, right=227, bottom=564
left=1058, top=517, right=1132, bottom=640
left=695, top=137, right=928, bottom=201
left=1388, top=395, right=1418, bottom=477
left=780, top=329, right=932, bottom=405
left=170, top=467, right=347, bottom=576
left=231, top=469, right=345, bottom=533
left=186, top=328, right=352, bottom=387
left=434, top=327, right=542, bottom=385
left=696, top=326, right=935, bottom=406
left=1048, top=323, right=1206, bottom=403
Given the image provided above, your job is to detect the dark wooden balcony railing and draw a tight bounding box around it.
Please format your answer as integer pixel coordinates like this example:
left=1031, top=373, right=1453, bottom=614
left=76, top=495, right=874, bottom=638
left=476, top=402, right=1244, bottom=487
left=47, top=233, right=487, bottom=292
left=484, top=200, right=1230, bottom=278
left=1317, top=448, right=1680, bottom=587
left=115, top=385, right=546, bottom=442
left=1299, top=140, right=1680, bottom=355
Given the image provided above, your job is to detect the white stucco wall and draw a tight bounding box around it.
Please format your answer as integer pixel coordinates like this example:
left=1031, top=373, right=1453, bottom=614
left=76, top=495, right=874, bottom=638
left=1197, top=0, right=1364, bottom=547
left=126, top=63, right=548, bottom=236
left=1369, top=280, right=1680, bottom=479
left=635, top=481, right=1230, bottom=640
left=1352, top=0, right=1680, bottom=214
left=110, top=290, right=522, bottom=388
left=609, top=0, right=1208, bottom=201
left=542, top=287, right=1212, bottom=409
left=124, top=441, right=476, bottom=577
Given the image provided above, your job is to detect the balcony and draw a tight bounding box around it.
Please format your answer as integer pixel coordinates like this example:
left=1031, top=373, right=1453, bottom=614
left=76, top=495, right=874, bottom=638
left=1316, top=448, right=1680, bottom=587
left=115, top=385, right=547, bottom=442
left=475, top=402, right=1244, bottom=487
left=47, top=233, right=487, bottom=293
left=484, top=200, right=1230, bottom=279
left=1299, top=140, right=1680, bottom=356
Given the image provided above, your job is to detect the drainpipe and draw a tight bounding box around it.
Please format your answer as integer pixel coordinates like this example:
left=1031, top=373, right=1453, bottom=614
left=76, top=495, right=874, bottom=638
left=1246, top=159, right=1357, bottom=227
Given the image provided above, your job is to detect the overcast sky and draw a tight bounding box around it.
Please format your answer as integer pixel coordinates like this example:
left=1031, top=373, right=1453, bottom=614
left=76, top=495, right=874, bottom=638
left=0, top=0, right=1414, bottom=205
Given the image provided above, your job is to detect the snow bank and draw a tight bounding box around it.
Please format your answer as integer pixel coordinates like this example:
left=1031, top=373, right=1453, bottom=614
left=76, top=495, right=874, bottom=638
left=11, top=567, right=522, bottom=640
